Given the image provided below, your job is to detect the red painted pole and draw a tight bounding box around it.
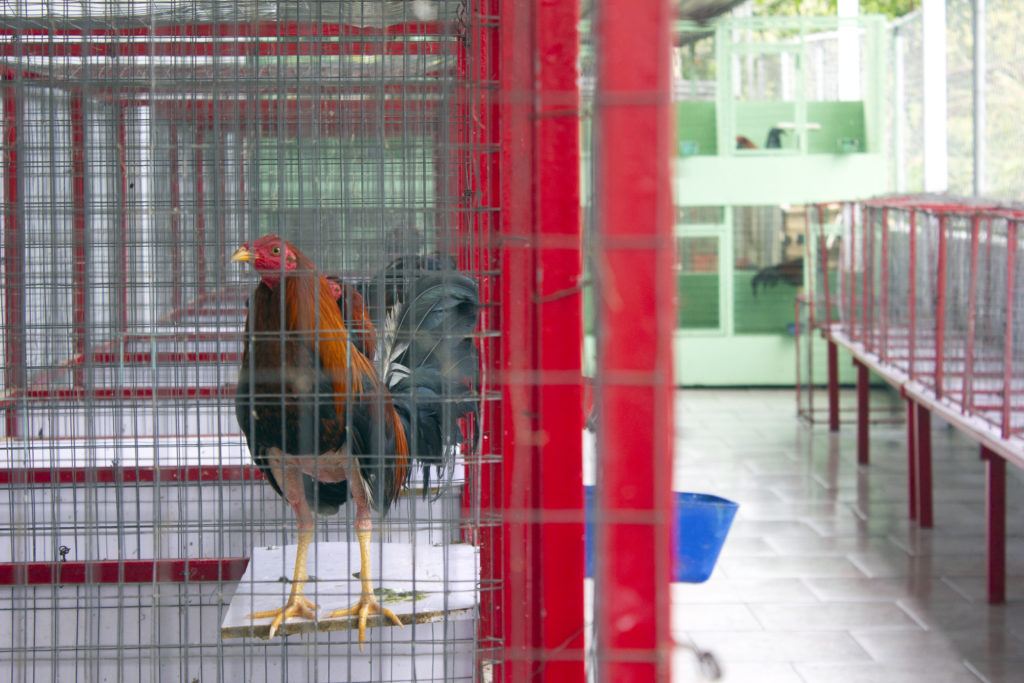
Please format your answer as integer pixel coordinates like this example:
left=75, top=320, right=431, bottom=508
left=908, top=211, right=917, bottom=381
left=964, top=214, right=980, bottom=415
left=194, top=126, right=207, bottom=284
left=980, top=446, right=1006, bottom=604
left=818, top=203, right=833, bottom=327
left=851, top=203, right=860, bottom=341
left=495, top=0, right=585, bottom=679
left=934, top=214, right=948, bottom=398
left=1001, top=221, right=1017, bottom=438
left=470, top=0, right=503, bottom=673
left=534, top=0, right=584, bottom=676
left=498, top=0, right=536, bottom=674
left=116, top=104, right=129, bottom=333
left=594, top=0, right=675, bottom=677
left=855, top=359, right=869, bottom=465
left=865, top=206, right=874, bottom=352
left=2, top=77, right=23, bottom=437
left=168, top=124, right=183, bottom=311
left=906, top=396, right=917, bottom=521
left=916, top=403, right=933, bottom=528
left=70, top=93, right=87, bottom=389
left=827, top=340, right=840, bottom=431
left=840, top=204, right=848, bottom=325
left=879, top=207, right=889, bottom=362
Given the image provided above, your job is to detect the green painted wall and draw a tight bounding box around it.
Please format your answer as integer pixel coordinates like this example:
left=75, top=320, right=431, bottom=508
left=677, top=102, right=718, bottom=156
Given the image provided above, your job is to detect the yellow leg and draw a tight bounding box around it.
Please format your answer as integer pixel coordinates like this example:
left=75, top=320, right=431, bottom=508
left=249, top=527, right=318, bottom=638
left=327, top=529, right=403, bottom=650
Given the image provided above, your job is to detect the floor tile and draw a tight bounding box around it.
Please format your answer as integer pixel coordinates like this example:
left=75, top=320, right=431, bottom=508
left=681, top=629, right=873, bottom=664
left=747, top=602, right=921, bottom=631
left=793, top=661, right=984, bottom=683
left=667, top=388, right=1024, bottom=683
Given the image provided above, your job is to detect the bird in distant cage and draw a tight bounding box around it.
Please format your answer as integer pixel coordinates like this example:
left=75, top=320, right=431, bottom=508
left=232, top=235, right=480, bottom=646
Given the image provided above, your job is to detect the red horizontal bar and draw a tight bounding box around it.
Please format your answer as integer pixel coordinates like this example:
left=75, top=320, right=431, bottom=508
left=0, top=40, right=450, bottom=58
left=124, top=332, right=244, bottom=343
left=166, top=306, right=247, bottom=320
left=0, top=20, right=454, bottom=39
left=5, top=386, right=234, bottom=403
left=86, top=352, right=242, bottom=364
left=0, top=465, right=261, bottom=485
left=0, top=557, right=248, bottom=585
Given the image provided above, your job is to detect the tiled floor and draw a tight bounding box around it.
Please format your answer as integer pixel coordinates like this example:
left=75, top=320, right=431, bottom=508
left=671, top=388, right=1024, bottom=683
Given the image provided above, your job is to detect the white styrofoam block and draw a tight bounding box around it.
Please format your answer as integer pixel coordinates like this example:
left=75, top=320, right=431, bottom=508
left=222, top=541, right=478, bottom=642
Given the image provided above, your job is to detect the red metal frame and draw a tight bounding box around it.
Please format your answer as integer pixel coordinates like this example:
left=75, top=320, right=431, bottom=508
left=906, top=395, right=917, bottom=521
left=0, top=558, right=247, bottom=586
left=822, top=196, right=1024, bottom=605
left=855, top=359, right=869, bottom=464
left=915, top=402, right=933, bottom=527
left=934, top=214, right=948, bottom=398
left=981, top=446, right=1006, bottom=604
left=3, top=77, right=23, bottom=437
left=0, top=8, right=599, bottom=676
left=0, top=465, right=261, bottom=485
left=594, top=0, right=675, bottom=679
left=491, top=0, right=585, bottom=678
left=1001, top=221, right=1017, bottom=438
left=70, top=93, right=87, bottom=388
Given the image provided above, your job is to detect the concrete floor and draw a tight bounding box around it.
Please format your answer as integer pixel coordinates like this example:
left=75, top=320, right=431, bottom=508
left=671, top=388, right=1024, bottom=683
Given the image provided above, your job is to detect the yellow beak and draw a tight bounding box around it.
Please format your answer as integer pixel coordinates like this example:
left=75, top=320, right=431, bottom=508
left=230, top=246, right=251, bottom=263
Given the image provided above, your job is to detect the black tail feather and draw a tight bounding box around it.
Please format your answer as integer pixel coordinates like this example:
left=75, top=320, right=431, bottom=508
left=381, top=269, right=481, bottom=497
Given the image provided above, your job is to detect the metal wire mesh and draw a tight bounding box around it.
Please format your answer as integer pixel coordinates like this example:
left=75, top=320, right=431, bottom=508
left=834, top=196, right=1024, bottom=443
left=0, top=1, right=503, bottom=680
left=888, top=1, right=1024, bottom=199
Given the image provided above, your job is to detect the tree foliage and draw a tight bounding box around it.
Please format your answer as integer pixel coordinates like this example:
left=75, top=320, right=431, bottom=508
left=751, top=0, right=917, bottom=19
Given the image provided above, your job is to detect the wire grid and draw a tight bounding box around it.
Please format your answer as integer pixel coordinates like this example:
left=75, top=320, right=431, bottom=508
left=674, top=16, right=885, bottom=344
left=836, top=196, right=1024, bottom=445
left=888, top=1, right=1024, bottom=199
left=0, top=1, right=502, bottom=680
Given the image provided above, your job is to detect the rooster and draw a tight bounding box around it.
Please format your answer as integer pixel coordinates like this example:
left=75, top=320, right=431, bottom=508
left=750, top=256, right=804, bottom=297
left=231, top=235, right=479, bottom=644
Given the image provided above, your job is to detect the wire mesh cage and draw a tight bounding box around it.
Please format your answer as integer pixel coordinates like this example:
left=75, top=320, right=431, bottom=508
left=833, top=195, right=1024, bottom=443
left=0, top=1, right=511, bottom=680
left=0, top=0, right=683, bottom=679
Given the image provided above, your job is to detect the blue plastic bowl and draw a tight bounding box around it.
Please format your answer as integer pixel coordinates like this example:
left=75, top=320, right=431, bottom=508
left=584, top=487, right=738, bottom=583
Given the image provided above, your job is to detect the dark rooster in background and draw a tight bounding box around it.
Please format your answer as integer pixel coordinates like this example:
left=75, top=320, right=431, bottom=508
left=231, top=235, right=479, bottom=644
left=750, top=256, right=804, bottom=297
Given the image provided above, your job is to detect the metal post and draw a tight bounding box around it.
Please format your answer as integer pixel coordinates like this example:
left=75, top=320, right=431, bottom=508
left=827, top=340, right=840, bottom=431
left=906, top=397, right=917, bottom=520
left=855, top=359, right=869, bottom=465
left=70, top=93, right=87, bottom=388
left=916, top=403, right=933, bottom=528
left=934, top=214, right=947, bottom=398
left=893, top=30, right=906, bottom=193
left=594, top=0, right=675, bottom=676
left=973, top=0, right=986, bottom=196
left=922, top=0, right=948, bottom=193
left=908, top=210, right=917, bottom=380
left=980, top=446, right=1006, bottom=604
left=534, top=0, right=585, bottom=676
left=496, top=0, right=585, bottom=679
left=879, top=207, right=889, bottom=362
left=1002, top=221, right=1017, bottom=438
left=964, top=215, right=981, bottom=413
left=2, top=76, right=23, bottom=437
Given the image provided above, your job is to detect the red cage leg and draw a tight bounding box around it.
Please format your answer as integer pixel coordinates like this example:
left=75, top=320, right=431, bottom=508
left=594, top=0, right=675, bottom=677
left=827, top=340, right=840, bottom=431
left=915, top=404, right=933, bottom=528
left=981, top=446, right=1006, bottom=604
left=855, top=359, right=869, bottom=465
left=906, top=397, right=917, bottom=521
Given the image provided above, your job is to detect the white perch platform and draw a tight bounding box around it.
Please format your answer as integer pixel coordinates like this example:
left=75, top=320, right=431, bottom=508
left=222, top=541, right=478, bottom=641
